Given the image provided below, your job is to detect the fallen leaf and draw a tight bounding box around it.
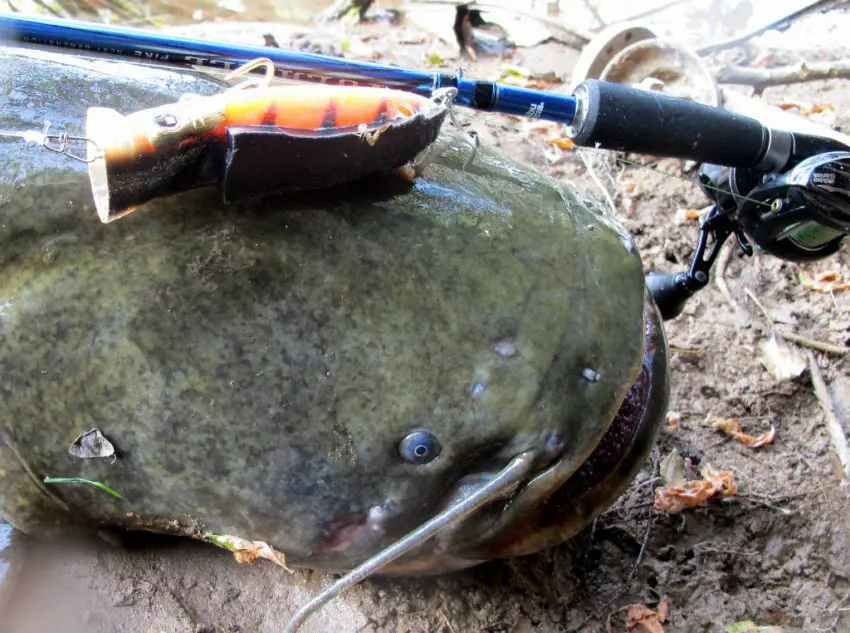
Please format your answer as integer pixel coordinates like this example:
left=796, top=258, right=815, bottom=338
left=659, top=449, right=687, bottom=488
left=654, top=479, right=716, bottom=514
left=654, top=465, right=737, bottom=514
left=757, top=333, right=807, bottom=381
left=422, top=51, right=445, bottom=66
left=800, top=270, right=850, bottom=293
left=711, top=417, right=776, bottom=448
left=701, top=465, right=738, bottom=497
left=725, top=621, right=786, bottom=633
left=498, top=64, right=531, bottom=79
left=803, top=103, right=834, bottom=115
left=625, top=602, right=668, bottom=633
left=207, top=534, right=293, bottom=572
left=68, top=428, right=115, bottom=459
left=620, top=180, right=644, bottom=196
left=675, top=207, right=702, bottom=223
left=666, top=411, right=681, bottom=432
left=546, top=137, right=575, bottom=149
left=496, top=66, right=556, bottom=89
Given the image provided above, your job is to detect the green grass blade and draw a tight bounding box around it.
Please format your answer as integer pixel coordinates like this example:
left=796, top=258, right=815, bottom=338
left=43, top=476, right=123, bottom=499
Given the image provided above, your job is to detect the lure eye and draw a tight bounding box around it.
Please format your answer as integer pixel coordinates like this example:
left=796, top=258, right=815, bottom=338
left=154, top=113, right=179, bottom=128
left=398, top=430, right=442, bottom=465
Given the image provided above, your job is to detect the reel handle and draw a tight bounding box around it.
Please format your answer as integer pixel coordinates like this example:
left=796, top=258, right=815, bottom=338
left=568, top=79, right=769, bottom=167
left=568, top=79, right=850, bottom=170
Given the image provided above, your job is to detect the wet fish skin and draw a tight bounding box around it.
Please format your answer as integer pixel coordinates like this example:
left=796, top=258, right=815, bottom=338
left=0, top=46, right=657, bottom=573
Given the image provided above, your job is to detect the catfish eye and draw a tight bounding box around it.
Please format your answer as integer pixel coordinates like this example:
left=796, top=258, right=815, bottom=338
left=398, top=430, right=441, bottom=465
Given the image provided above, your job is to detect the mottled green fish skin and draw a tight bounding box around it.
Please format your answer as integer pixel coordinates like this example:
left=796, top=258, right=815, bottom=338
left=0, top=47, right=647, bottom=572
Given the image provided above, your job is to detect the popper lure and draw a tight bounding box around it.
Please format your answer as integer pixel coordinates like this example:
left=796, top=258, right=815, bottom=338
left=84, top=59, right=452, bottom=223
left=1, top=59, right=452, bottom=223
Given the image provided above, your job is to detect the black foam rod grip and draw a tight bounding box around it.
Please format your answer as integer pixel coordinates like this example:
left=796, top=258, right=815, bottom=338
left=570, top=79, right=769, bottom=168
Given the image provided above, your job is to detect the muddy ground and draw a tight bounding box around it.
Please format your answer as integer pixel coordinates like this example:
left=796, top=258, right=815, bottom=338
left=1, top=6, right=850, bottom=633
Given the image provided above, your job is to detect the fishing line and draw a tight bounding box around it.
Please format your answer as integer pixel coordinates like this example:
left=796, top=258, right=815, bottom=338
left=614, top=155, right=774, bottom=209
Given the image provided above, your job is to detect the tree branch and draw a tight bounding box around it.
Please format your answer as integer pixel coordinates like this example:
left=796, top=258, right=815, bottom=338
left=717, top=59, right=850, bottom=89
left=696, top=0, right=843, bottom=56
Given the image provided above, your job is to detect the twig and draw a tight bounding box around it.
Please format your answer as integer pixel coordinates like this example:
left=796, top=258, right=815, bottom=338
left=437, top=607, right=457, bottom=633
left=621, top=0, right=695, bottom=23
left=744, top=287, right=774, bottom=328
left=696, top=0, right=841, bottom=55
left=581, top=0, right=605, bottom=29
left=715, top=240, right=749, bottom=319
left=626, top=450, right=658, bottom=585
left=717, top=60, right=850, bottom=90
left=777, top=330, right=848, bottom=356
left=806, top=350, right=850, bottom=489
left=832, top=590, right=850, bottom=613
left=743, top=287, right=846, bottom=354
left=734, top=493, right=794, bottom=515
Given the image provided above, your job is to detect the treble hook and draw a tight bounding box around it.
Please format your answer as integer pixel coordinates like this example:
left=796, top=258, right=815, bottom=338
left=222, top=57, right=276, bottom=92
left=0, top=121, right=101, bottom=164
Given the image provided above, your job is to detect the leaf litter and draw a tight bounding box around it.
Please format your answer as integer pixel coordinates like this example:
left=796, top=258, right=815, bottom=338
left=654, top=464, right=738, bottom=514
left=207, top=533, right=293, bottom=572
left=710, top=417, right=777, bottom=448
left=725, top=621, right=786, bottom=633
left=757, top=333, right=807, bottom=381
left=799, top=269, right=850, bottom=293
left=607, top=600, right=669, bottom=633
left=68, top=428, right=115, bottom=459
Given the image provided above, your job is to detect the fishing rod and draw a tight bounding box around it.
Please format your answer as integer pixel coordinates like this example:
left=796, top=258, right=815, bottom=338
left=0, top=13, right=577, bottom=123
left=0, top=13, right=841, bottom=170
left=0, top=13, right=848, bottom=319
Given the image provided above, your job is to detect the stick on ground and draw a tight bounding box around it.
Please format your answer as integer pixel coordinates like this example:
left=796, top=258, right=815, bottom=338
left=717, top=59, right=850, bottom=90
left=777, top=330, right=848, bottom=356
left=715, top=241, right=749, bottom=321
left=806, top=350, right=850, bottom=490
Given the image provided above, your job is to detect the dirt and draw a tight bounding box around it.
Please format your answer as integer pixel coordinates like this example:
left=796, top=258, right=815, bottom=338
left=2, top=6, right=850, bottom=633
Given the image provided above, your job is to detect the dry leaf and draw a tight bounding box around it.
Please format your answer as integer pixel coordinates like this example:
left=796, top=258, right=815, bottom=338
left=675, top=208, right=701, bottom=222
left=702, top=465, right=738, bottom=496
left=546, top=137, right=575, bottom=149
left=666, top=411, right=681, bottom=432
left=800, top=270, right=850, bottom=293
left=725, top=621, right=786, bottom=633
left=711, top=418, right=776, bottom=448
left=620, top=180, right=644, bottom=196
left=68, top=428, right=115, bottom=459
left=659, top=449, right=687, bottom=488
left=208, top=534, right=293, bottom=572
left=654, top=465, right=737, bottom=514
left=757, top=333, right=807, bottom=381
left=623, top=601, right=668, bottom=633
left=803, top=103, right=834, bottom=115
left=657, top=600, right=669, bottom=622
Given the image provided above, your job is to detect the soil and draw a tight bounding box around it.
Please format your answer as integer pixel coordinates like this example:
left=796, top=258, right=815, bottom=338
left=2, top=6, right=850, bottom=633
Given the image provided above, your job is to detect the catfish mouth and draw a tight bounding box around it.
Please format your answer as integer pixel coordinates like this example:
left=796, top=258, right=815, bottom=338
left=381, top=299, right=669, bottom=575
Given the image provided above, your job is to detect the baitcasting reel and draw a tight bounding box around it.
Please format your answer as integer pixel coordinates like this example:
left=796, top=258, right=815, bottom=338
left=646, top=141, right=850, bottom=320
left=560, top=79, right=850, bottom=320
